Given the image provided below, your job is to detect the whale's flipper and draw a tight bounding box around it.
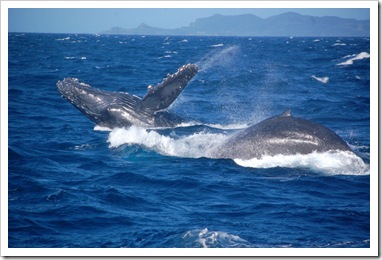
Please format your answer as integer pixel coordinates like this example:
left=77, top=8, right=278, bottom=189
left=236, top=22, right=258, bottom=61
left=57, top=64, right=198, bottom=128
left=139, top=64, right=198, bottom=115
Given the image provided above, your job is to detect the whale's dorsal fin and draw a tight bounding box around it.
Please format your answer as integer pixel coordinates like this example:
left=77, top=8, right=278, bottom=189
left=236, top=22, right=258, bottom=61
left=280, top=109, right=292, bottom=117
left=138, top=64, right=198, bottom=115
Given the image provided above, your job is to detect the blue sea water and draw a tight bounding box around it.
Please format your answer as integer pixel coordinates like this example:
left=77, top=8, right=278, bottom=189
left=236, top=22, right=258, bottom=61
left=8, top=33, right=370, bottom=249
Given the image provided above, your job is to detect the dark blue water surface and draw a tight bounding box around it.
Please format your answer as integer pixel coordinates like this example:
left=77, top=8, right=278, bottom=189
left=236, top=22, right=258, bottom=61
left=8, top=33, right=370, bottom=248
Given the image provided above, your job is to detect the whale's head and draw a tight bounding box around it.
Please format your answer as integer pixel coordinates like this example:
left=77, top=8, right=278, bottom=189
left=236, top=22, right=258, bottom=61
left=57, top=78, right=117, bottom=123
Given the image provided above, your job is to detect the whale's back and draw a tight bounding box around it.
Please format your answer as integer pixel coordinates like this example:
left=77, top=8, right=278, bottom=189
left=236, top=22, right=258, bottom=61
left=212, top=112, right=352, bottom=160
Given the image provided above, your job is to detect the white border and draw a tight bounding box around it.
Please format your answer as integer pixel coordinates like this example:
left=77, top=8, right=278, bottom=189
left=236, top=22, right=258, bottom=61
left=1, top=1, right=378, bottom=257
left=0, top=0, right=377, bottom=9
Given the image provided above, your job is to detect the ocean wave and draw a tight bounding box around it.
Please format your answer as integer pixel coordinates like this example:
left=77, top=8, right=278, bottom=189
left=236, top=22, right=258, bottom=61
left=157, top=55, right=172, bottom=59
left=337, top=52, right=370, bottom=66
left=332, top=43, right=346, bottom=46
left=64, top=56, right=87, bottom=60
left=211, top=43, right=224, bottom=47
left=311, top=75, right=329, bottom=84
left=55, top=37, right=70, bottom=41
left=182, top=228, right=252, bottom=248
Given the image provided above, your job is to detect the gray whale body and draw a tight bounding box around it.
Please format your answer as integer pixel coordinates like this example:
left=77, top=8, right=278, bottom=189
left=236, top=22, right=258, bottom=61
left=57, top=64, right=198, bottom=128
left=211, top=110, right=353, bottom=160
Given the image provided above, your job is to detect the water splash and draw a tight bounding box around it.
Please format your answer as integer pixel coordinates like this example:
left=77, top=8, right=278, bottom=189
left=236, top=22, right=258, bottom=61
left=107, top=126, right=227, bottom=158
left=182, top=228, right=252, bottom=248
left=196, top=45, right=240, bottom=72
left=235, top=150, right=369, bottom=175
left=107, top=126, right=369, bottom=175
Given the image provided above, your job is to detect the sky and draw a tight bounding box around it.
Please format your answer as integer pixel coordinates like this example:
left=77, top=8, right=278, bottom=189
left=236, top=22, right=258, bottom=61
left=8, top=8, right=370, bottom=34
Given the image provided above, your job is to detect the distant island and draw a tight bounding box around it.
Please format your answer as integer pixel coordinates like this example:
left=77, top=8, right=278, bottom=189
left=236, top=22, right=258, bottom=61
left=101, top=12, right=369, bottom=37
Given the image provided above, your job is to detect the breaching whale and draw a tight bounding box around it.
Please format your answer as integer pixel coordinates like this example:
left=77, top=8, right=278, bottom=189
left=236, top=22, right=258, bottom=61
left=210, top=109, right=353, bottom=160
left=58, top=63, right=356, bottom=160
left=57, top=64, right=198, bottom=128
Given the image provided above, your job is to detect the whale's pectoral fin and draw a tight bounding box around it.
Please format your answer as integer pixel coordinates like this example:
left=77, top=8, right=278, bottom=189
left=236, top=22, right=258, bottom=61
left=138, top=64, right=198, bottom=115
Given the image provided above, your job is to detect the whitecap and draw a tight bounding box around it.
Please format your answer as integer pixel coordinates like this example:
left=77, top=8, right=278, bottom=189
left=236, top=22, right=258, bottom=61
left=164, top=51, right=178, bottom=54
left=64, top=56, right=87, bottom=60
left=337, top=52, right=370, bottom=66
left=311, top=75, right=329, bottom=84
left=157, top=55, right=172, bottom=59
left=211, top=43, right=224, bottom=47
left=182, top=228, right=252, bottom=248
left=56, top=37, right=70, bottom=41
left=332, top=43, right=346, bottom=46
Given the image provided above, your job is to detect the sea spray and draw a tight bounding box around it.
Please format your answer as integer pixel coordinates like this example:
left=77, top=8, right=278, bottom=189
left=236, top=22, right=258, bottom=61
left=107, top=126, right=228, bottom=158
left=196, top=45, right=240, bottom=72
left=235, top=150, right=369, bottom=175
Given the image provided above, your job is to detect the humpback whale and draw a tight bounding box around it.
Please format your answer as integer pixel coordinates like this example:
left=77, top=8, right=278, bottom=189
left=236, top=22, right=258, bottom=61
left=58, top=63, right=356, bottom=161
left=57, top=64, right=198, bottom=128
left=210, top=109, right=353, bottom=160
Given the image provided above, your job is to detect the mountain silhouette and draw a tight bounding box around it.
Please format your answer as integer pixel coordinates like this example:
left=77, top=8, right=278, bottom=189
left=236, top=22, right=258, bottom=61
left=101, top=12, right=369, bottom=37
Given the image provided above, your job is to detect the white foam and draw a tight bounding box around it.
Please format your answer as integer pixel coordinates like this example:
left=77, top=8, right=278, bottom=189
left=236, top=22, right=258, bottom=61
left=64, top=56, right=87, bottom=60
left=211, top=43, right=224, bottom=47
left=182, top=228, right=251, bottom=248
left=337, top=52, right=370, bottom=66
left=157, top=55, right=172, bottom=59
left=311, top=75, right=329, bottom=84
left=56, top=37, right=70, bottom=41
left=234, top=150, right=369, bottom=175
left=332, top=43, right=346, bottom=46
left=107, top=126, right=227, bottom=158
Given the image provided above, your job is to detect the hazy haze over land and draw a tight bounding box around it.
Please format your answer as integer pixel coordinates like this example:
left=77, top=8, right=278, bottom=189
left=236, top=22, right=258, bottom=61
left=101, top=12, right=370, bottom=37
left=8, top=8, right=370, bottom=36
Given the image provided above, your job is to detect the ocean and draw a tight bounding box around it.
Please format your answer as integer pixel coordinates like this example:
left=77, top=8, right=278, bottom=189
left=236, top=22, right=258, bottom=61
left=8, top=33, right=370, bottom=250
